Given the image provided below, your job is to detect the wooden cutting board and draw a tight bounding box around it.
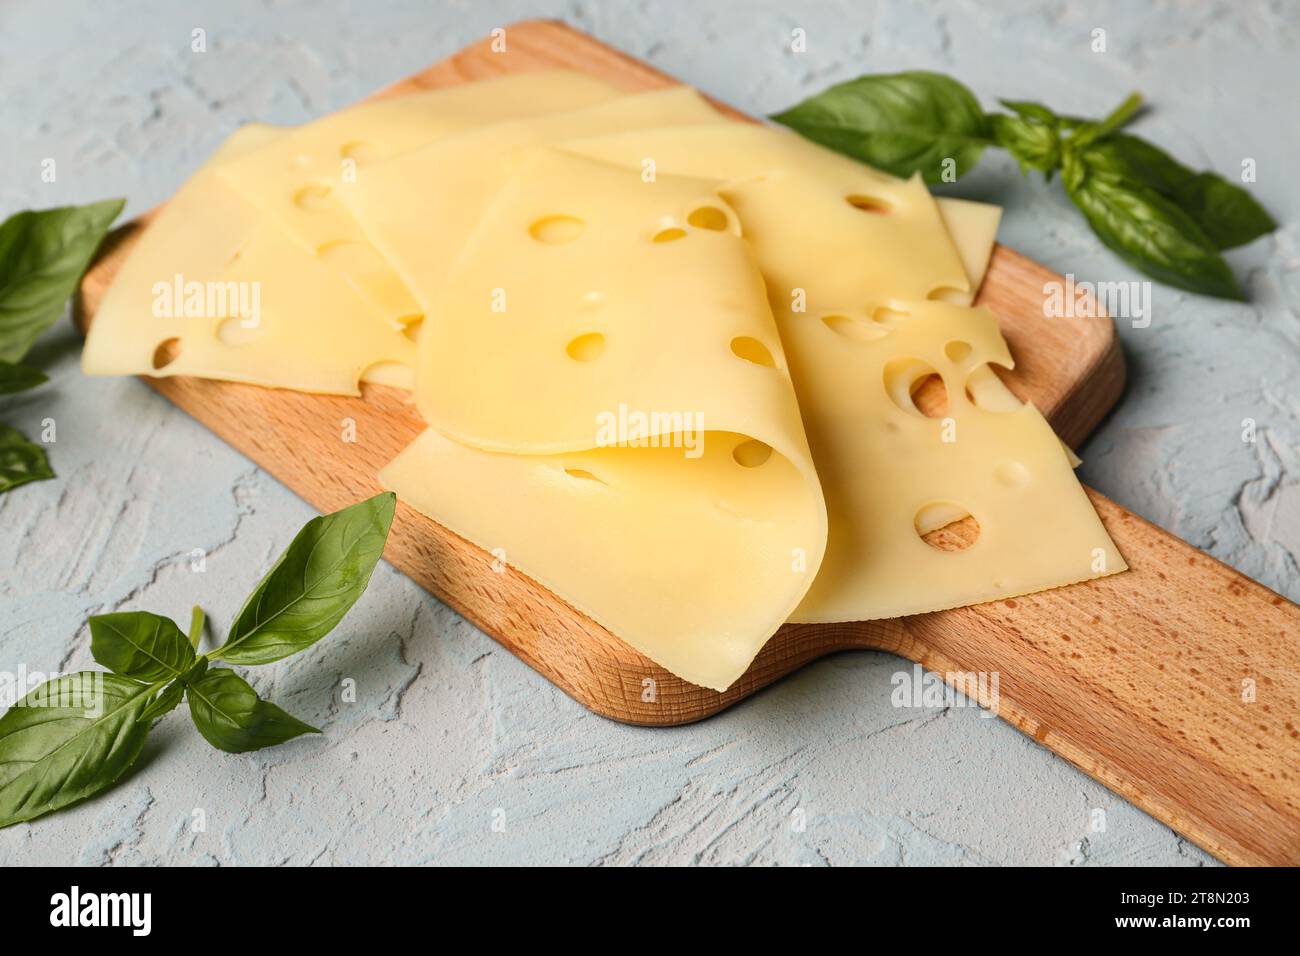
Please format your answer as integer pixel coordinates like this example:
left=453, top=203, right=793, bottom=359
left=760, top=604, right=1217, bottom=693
left=75, top=19, right=1300, bottom=867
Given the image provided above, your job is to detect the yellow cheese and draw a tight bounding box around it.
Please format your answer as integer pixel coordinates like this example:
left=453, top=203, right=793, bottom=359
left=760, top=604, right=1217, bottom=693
left=560, top=121, right=1121, bottom=619
left=935, top=197, right=1003, bottom=298
left=341, top=86, right=723, bottom=310
left=381, top=150, right=826, bottom=690
left=563, top=122, right=973, bottom=303
left=216, top=70, right=624, bottom=253
left=82, top=125, right=416, bottom=395
left=778, top=299, right=1124, bottom=620
left=211, top=71, right=626, bottom=334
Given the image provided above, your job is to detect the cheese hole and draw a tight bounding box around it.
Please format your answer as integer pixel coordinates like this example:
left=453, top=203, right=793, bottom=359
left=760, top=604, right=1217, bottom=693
left=402, top=320, right=422, bottom=343
left=687, top=205, right=729, bottom=231
left=995, top=460, right=1030, bottom=487
left=927, top=285, right=967, bottom=303
left=884, top=357, right=947, bottom=417
left=944, top=340, right=973, bottom=364
left=846, top=194, right=891, bottom=214
left=730, top=336, right=776, bottom=368
left=293, top=183, right=332, bottom=210
left=822, top=313, right=887, bottom=341
left=151, top=337, right=181, bottom=371
left=733, top=439, right=772, bottom=468
left=652, top=227, right=687, bottom=243
left=339, top=140, right=377, bottom=162
left=917, top=502, right=980, bottom=552
left=566, top=332, right=605, bottom=362
left=529, top=215, right=585, bottom=244
left=964, top=365, right=1023, bottom=413
left=872, top=305, right=911, bottom=328
left=216, top=317, right=259, bottom=346
left=564, top=467, right=606, bottom=485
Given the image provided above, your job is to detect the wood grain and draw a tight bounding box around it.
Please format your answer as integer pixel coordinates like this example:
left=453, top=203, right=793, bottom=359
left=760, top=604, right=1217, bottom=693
left=75, top=19, right=1300, bottom=866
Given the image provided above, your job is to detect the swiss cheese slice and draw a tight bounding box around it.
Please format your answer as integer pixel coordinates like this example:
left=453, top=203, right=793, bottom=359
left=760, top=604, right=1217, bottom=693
left=216, top=70, right=624, bottom=253
left=381, top=150, right=826, bottom=690
left=935, top=196, right=1003, bottom=298
left=777, top=300, right=1124, bottom=620
left=560, top=122, right=1121, bottom=619
left=563, top=122, right=974, bottom=302
left=82, top=126, right=417, bottom=394
left=340, top=86, right=723, bottom=311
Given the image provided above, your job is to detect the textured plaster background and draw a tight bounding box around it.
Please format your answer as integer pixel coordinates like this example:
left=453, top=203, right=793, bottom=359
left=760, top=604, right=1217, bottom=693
left=2, top=0, right=1297, bottom=866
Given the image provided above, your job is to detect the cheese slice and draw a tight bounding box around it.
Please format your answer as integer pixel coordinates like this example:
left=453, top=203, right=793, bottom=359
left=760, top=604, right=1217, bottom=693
left=82, top=125, right=417, bottom=394
left=935, top=197, right=1002, bottom=298
left=563, top=122, right=973, bottom=303
left=560, top=122, right=1120, bottom=619
left=341, top=86, right=723, bottom=311
left=381, top=150, right=826, bottom=690
left=776, top=299, right=1123, bottom=620
left=216, top=70, right=624, bottom=253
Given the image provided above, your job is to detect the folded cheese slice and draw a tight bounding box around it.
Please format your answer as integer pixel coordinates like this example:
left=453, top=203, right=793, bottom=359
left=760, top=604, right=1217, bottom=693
left=82, top=125, right=418, bottom=394
left=560, top=123, right=1122, bottom=620
left=340, top=86, right=724, bottom=312
left=381, top=150, right=827, bottom=689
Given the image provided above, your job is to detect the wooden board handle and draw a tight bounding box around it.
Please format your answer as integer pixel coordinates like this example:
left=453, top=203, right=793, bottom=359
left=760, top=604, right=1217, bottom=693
left=777, top=492, right=1300, bottom=866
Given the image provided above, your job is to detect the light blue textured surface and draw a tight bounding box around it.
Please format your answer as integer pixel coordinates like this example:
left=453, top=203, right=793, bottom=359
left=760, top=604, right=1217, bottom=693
left=3, top=0, right=1297, bottom=866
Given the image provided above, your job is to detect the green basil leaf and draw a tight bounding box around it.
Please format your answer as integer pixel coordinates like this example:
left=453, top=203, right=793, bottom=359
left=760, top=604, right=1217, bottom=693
left=0, top=423, right=54, bottom=493
left=0, top=199, right=125, bottom=363
left=1168, top=172, right=1277, bottom=250
left=0, top=672, right=155, bottom=827
left=89, top=611, right=196, bottom=683
left=186, top=669, right=318, bottom=753
left=0, top=361, right=47, bottom=394
left=990, top=113, right=1060, bottom=174
left=213, top=492, right=396, bottom=665
left=771, top=71, right=992, bottom=182
left=1068, top=174, right=1244, bottom=300
left=1083, top=134, right=1276, bottom=249
left=139, top=680, right=185, bottom=723
left=998, top=99, right=1060, bottom=126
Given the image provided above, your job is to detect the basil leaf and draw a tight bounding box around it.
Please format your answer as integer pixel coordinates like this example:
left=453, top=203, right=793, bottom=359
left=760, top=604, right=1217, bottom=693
left=998, top=99, right=1061, bottom=126
left=0, top=199, right=125, bottom=363
left=1168, top=172, right=1277, bottom=250
left=1068, top=174, right=1244, bottom=300
left=89, top=611, right=196, bottom=683
left=186, top=669, right=318, bottom=753
left=1084, top=134, right=1276, bottom=249
left=0, top=673, right=155, bottom=827
left=213, top=492, right=396, bottom=665
left=0, top=360, right=47, bottom=394
left=990, top=113, right=1060, bottom=174
left=139, top=679, right=185, bottom=723
left=0, top=423, right=54, bottom=493
left=771, top=71, right=992, bottom=182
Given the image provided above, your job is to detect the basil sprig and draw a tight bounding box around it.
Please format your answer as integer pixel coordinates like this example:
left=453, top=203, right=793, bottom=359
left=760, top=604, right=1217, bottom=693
left=773, top=75, right=1275, bottom=299
left=0, top=200, right=125, bottom=492
left=0, top=492, right=396, bottom=828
